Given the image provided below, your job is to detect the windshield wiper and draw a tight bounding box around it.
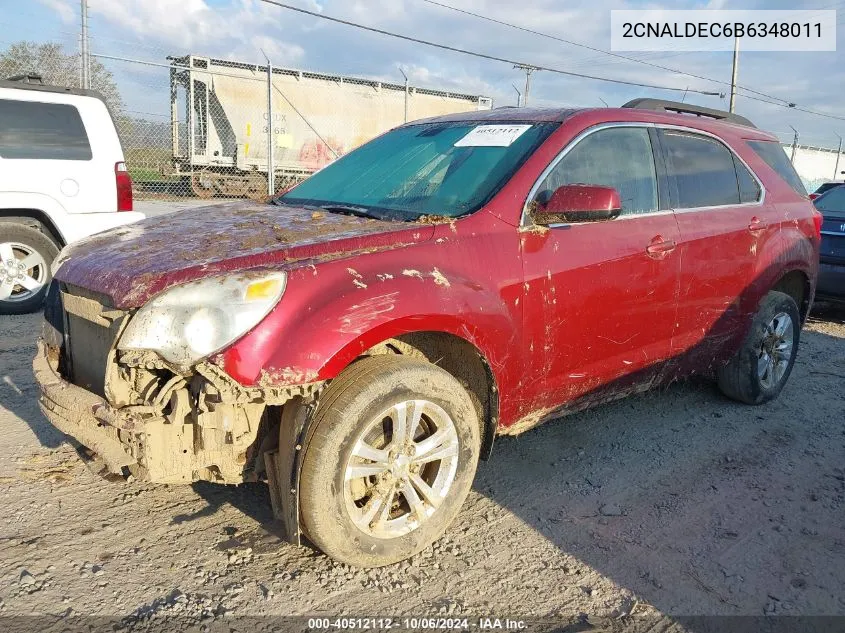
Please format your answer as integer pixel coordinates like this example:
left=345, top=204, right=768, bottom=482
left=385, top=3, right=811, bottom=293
left=319, top=205, right=388, bottom=221
left=274, top=198, right=409, bottom=221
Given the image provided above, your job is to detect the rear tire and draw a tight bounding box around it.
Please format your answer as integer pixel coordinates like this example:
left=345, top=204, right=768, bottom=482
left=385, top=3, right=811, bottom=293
left=717, top=290, right=800, bottom=405
left=299, top=355, right=480, bottom=567
left=0, top=223, right=59, bottom=315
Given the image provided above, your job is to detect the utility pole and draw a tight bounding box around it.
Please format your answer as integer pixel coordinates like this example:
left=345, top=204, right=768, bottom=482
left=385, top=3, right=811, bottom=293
left=514, top=64, right=536, bottom=107
left=789, top=125, right=799, bottom=164
left=729, top=35, right=739, bottom=113
left=264, top=52, right=275, bottom=196
left=834, top=133, right=842, bottom=180
left=512, top=84, right=521, bottom=108
left=398, top=66, right=409, bottom=122
left=267, top=58, right=275, bottom=196
left=80, top=0, right=90, bottom=89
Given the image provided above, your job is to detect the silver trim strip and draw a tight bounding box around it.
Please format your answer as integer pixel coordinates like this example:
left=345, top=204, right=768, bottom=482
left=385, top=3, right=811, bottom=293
left=520, top=121, right=767, bottom=229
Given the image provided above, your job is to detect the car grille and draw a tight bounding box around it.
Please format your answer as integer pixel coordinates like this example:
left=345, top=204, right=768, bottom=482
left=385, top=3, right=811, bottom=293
left=52, top=283, right=126, bottom=398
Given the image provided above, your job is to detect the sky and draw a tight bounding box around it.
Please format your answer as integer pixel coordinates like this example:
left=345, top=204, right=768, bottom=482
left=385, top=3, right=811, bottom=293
left=1, top=0, right=843, bottom=147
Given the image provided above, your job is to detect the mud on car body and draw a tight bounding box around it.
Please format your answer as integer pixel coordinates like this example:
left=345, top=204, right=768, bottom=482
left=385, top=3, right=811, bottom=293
left=34, top=99, right=821, bottom=567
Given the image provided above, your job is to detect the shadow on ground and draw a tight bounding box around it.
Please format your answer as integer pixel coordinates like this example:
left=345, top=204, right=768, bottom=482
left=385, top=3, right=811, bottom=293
left=808, top=300, right=845, bottom=325
left=155, top=323, right=845, bottom=621
left=5, top=301, right=844, bottom=624
left=0, top=313, right=66, bottom=449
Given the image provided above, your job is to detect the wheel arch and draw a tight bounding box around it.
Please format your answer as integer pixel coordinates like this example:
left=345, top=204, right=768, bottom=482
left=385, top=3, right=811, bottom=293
left=260, top=329, right=500, bottom=547
left=772, top=269, right=811, bottom=323
left=362, top=331, right=499, bottom=461
left=0, top=209, right=65, bottom=247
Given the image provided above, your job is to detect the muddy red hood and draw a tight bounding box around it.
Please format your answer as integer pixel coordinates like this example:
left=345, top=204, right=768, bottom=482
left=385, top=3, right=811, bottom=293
left=55, top=201, right=433, bottom=308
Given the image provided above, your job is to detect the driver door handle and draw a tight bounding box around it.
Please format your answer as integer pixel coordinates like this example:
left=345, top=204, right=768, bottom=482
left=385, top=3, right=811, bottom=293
left=646, top=236, right=676, bottom=258
left=748, top=216, right=765, bottom=233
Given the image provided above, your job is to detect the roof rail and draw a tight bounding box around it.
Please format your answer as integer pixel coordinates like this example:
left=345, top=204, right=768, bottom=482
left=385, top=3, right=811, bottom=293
left=622, top=98, right=756, bottom=129
left=5, top=73, right=44, bottom=85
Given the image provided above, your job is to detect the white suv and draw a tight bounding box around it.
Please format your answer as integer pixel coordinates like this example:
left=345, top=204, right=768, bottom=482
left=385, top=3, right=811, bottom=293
left=0, top=76, right=145, bottom=314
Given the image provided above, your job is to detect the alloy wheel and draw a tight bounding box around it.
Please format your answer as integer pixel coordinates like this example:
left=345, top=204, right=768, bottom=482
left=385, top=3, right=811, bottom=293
left=757, top=311, right=794, bottom=390
left=344, top=399, right=460, bottom=539
left=0, top=242, right=48, bottom=303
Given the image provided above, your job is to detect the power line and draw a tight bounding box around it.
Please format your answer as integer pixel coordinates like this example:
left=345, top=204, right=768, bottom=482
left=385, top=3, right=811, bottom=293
left=255, top=0, right=720, bottom=95
left=420, top=0, right=845, bottom=124
left=738, top=93, right=845, bottom=123
left=739, top=93, right=794, bottom=108
left=420, top=0, right=791, bottom=105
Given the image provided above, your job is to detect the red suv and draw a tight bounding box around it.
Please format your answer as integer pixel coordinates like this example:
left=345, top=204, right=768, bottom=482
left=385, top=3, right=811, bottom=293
left=35, top=99, right=821, bottom=567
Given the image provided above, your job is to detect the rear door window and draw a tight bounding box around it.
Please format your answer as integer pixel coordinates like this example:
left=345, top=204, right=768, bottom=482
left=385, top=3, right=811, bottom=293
left=535, top=126, right=658, bottom=216
left=814, top=185, right=845, bottom=217
left=659, top=130, right=740, bottom=208
left=747, top=140, right=807, bottom=196
left=0, top=99, right=92, bottom=160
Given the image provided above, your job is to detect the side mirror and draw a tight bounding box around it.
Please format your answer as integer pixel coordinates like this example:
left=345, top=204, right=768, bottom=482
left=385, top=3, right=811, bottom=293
left=533, top=184, right=622, bottom=225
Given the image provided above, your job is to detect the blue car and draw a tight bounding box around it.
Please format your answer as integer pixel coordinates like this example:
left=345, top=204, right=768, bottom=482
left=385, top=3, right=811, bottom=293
left=814, top=186, right=845, bottom=302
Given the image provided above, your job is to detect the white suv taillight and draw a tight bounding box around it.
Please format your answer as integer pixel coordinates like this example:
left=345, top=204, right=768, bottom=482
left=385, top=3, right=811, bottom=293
left=115, top=162, right=133, bottom=211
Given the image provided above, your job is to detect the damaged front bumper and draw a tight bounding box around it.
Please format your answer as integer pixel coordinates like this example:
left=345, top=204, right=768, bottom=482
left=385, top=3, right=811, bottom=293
left=33, top=338, right=322, bottom=486
left=34, top=339, right=137, bottom=474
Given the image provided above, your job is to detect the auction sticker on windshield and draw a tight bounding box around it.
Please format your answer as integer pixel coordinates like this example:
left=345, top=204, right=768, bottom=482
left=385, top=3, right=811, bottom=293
left=454, top=124, right=532, bottom=147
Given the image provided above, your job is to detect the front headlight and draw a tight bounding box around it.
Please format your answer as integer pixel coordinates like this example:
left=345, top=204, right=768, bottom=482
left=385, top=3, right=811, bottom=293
left=117, top=272, right=286, bottom=366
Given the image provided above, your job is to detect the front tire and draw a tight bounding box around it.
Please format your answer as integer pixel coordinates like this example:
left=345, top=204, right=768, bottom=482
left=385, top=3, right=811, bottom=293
left=0, top=224, right=59, bottom=315
left=299, top=355, right=481, bottom=567
left=717, top=290, right=801, bottom=405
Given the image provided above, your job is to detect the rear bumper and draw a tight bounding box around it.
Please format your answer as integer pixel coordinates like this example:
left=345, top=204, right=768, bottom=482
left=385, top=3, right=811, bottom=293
left=32, top=339, right=136, bottom=474
left=817, top=262, right=845, bottom=300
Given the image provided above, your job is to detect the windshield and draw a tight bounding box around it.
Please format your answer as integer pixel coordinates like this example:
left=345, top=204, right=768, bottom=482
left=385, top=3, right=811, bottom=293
left=277, top=121, right=558, bottom=220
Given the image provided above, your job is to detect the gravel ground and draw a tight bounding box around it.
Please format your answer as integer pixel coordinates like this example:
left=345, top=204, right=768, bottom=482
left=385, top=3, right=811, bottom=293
left=1, top=304, right=844, bottom=632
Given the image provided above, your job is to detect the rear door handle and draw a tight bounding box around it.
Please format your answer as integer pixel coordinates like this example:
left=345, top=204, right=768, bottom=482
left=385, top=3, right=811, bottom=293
left=646, top=236, right=676, bottom=258
left=748, top=216, right=765, bottom=233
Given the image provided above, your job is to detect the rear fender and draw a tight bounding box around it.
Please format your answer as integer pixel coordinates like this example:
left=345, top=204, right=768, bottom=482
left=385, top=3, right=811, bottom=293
left=0, top=192, right=70, bottom=245
left=748, top=215, right=817, bottom=317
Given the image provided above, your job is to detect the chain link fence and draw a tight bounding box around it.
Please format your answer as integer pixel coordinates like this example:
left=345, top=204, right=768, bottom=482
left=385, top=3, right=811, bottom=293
left=89, top=53, right=493, bottom=201
left=3, top=31, right=842, bottom=200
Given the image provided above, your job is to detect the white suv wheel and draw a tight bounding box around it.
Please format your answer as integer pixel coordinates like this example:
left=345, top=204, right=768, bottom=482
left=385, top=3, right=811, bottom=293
left=0, top=241, right=48, bottom=303
left=0, top=224, right=59, bottom=314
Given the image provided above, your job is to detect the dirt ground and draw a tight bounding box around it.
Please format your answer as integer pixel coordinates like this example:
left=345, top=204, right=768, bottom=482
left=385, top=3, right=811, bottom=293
left=1, top=305, right=844, bottom=632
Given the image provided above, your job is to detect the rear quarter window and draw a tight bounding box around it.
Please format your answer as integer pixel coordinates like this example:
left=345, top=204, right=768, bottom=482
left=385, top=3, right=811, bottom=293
left=733, top=155, right=761, bottom=203
left=0, top=99, right=92, bottom=160
left=746, top=140, right=806, bottom=196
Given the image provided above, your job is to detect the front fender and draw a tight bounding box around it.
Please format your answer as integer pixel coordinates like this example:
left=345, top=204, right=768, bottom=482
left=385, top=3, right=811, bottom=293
left=218, top=244, right=521, bottom=395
